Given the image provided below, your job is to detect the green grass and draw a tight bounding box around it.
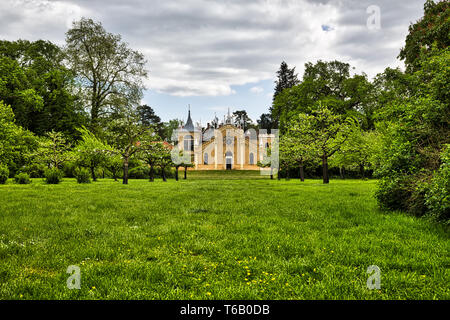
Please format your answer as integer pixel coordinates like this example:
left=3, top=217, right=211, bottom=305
left=0, top=177, right=448, bottom=300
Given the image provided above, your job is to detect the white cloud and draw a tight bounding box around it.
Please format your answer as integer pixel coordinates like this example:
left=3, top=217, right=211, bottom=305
left=250, top=86, right=264, bottom=94
left=0, top=0, right=425, bottom=96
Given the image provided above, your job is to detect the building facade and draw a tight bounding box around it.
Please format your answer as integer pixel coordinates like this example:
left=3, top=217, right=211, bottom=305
left=176, top=109, right=275, bottom=170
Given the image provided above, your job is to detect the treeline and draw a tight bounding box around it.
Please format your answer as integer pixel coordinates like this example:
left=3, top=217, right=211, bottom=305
left=0, top=18, right=189, bottom=186
left=263, top=0, right=449, bottom=222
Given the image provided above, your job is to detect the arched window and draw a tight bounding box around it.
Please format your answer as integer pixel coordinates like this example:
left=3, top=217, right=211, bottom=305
left=249, top=153, right=254, bottom=165
left=184, top=135, right=194, bottom=152
left=204, top=153, right=208, bottom=165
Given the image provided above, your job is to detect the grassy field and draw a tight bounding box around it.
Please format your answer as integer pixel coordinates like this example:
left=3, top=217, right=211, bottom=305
left=0, top=175, right=448, bottom=300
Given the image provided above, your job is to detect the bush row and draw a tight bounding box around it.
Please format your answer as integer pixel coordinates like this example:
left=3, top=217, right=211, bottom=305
left=375, top=145, right=449, bottom=223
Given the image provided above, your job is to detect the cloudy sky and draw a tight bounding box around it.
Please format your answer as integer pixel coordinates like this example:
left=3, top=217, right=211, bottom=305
left=0, top=0, right=427, bottom=124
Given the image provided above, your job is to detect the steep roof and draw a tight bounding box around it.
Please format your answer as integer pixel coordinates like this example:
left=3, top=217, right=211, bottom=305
left=184, top=109, right=195, bottom=132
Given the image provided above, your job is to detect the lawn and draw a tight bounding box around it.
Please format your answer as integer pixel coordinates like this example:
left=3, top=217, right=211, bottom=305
left=0, top=176, right=448, bottom=300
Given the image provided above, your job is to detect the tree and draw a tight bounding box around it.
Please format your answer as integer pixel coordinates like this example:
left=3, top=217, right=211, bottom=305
left=74, top=127, right=112, bottom=181
left=399, top=0, right=450, bottom=73
left=331, top=130, right=380, bottom=179
left=0, top=40, right=86, bottom=138
left=170, top=149, right=191, bottom=181
left=271, top=61, right=299, bottom=127
left=374, top=47, right=449, bottom=217
left=271, top=60, right=375, bottom=133
left=156, top=144, right=173, bottom=182
left=257, top=113, right=274, bottom=130
left=280, top=133, right=313, bottom=182
left=161, top=119, right=182, bottom=143
left=183, top=162, right=194, bottom=180
left=273, top=61, right=299, bottom=101
left=137, top=104, right=164, bottom=136
left=34, top=131, right=73, bottom=169
left=140, top=135, right=166, bottom=182
left=105, top=153, right=123, bottom=182
left=106, top=111, right=148, bottom=184
left=288, top=105, right=357, bottom=184
left=232, top=110, right=252, bottom=130
left=302, top=60, right=350, bottom=100
left=0, top=101, right=37, bottom=175
left=65, top=18, right=148, bottom=131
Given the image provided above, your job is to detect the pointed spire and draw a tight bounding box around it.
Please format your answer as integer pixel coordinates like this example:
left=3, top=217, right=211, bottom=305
left=184, top=104, right=194, bottom=131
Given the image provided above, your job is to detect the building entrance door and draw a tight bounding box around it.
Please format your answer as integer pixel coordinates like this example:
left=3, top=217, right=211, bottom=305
left=226, top=160, right=232, bottom=170
left=225, top=152, right=233, bottom=170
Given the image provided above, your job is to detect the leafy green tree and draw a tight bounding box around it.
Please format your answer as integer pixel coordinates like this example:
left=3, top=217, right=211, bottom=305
left=257, top=113, right=275, bottom=130
left=140, top=134, right=165, bottom=182
left=271, top=61, right=299, bottom=126
left=137, top=104, right=164, bottom=136
left=156, top=144, right=173, bottom=182
left=34, top=131, right=73, bottom=169
left=106, top=111, right=148, bottom=184
left=272, top=60, right=376, bottom=132
left=288, top=105, right=357, bottom=184
left=65, top=18, right=147, bottom=131
left=374, top=46, right=449, bottom=217
left=105, top=153, right=123, bottom=182
left=425, top=144, right=449, bottom=221
left=74, top=127, right=112, bottom=181
left=232, top=110, right=253, bottom=130
left=161, top=119, right=182, bottom=143
left=399, top=0, right=450, bottom=72
left=0, top=40, right=86, bottom=137
left=170, top=149, right=191, bottom=181
left=0, top=101, right=19, bottom=167
left=280, top=132, right=314, bottom=182
left=331, top=130, right=380, bottom=178
left=0, top=102, right=39, bottom=176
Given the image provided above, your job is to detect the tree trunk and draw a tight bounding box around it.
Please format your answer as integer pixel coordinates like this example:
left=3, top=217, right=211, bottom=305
left=161, top=167, right=167, bottom=182
left=359, top=164, right=365, bottom=178
left=149, top=165, right=154, bottom=182
left=270, top=167, right=273, bottom=180
left=340, top=166, right=346, bottom=179
left=322, top=155, right=329, bottom=184
left=299, top=164, right=305, bottom=182
left=285, top=167, right=290, bottom=180
left=91, top=165, right=96, bottom=182
left=123, top=157, right=129, bottom=185
left=184, top=166, right=187, bottom=180
left=175, top=166, right=179, bottom=181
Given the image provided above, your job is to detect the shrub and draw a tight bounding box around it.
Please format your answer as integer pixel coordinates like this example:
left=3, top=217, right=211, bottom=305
left=128, top=166, right=150, bottom=179
left=0, top=165, right=9, bottom=184
left=14, top=172, right=31, bottom=184
left=75, top=168, right=91, bottom=184
left=375, top=176, right=412, bottom=212
left=44, top=168, right=63, bottom=184
left=62, top=161, right=77, bottom=178
left=425, top=145, right=450, bottom=222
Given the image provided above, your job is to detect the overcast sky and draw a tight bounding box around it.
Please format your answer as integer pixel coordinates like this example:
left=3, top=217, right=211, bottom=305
left=0, top=0, right=427, bottom=124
